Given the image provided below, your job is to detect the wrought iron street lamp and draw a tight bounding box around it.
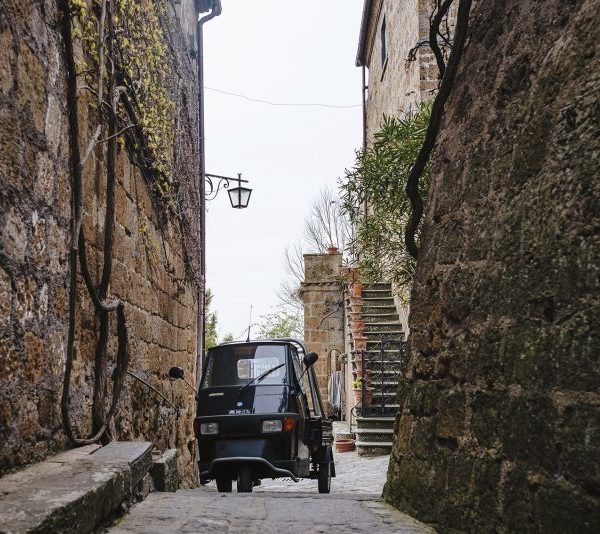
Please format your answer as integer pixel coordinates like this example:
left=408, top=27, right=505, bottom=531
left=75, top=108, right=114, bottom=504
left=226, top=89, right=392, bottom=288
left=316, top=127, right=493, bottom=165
left=205, top=173, right=252, bottom=209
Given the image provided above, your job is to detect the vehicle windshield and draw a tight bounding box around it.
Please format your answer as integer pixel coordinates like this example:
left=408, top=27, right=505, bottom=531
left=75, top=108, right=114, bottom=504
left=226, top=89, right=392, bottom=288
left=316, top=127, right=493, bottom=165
left=202, top=343, right=288, bottom=388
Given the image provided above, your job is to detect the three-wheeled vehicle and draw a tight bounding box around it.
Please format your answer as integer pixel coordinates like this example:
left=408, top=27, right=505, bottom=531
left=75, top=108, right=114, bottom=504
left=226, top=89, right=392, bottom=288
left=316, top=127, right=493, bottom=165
left=170, top=338, right=335, bottom=493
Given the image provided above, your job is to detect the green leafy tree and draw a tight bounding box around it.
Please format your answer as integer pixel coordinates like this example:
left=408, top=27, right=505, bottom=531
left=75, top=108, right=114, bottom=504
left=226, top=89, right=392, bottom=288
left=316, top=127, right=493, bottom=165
left=221, top=333, right=234, bottom=343
left=257, top=307, right=303, bottom=339
left=340, top=102, right=432, bottom=302
left=205, top=289, right=218, bottom=350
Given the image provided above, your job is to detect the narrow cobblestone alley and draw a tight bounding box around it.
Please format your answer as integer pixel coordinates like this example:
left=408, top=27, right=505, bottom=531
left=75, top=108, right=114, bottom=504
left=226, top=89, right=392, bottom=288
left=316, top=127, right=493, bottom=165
left=107, top=452, right=432, bottom=533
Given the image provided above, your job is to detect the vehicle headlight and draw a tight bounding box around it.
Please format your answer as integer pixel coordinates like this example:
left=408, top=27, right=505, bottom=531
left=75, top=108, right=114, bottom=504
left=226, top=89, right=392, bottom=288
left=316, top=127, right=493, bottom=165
left=200, top=422, right=219, bottom=435
left=262, top=420, right=283, bottom=433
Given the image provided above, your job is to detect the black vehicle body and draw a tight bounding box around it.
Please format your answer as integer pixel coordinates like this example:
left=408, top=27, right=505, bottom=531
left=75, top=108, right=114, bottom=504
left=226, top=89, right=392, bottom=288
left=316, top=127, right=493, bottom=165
left=194, top=338, right=335, bottom=492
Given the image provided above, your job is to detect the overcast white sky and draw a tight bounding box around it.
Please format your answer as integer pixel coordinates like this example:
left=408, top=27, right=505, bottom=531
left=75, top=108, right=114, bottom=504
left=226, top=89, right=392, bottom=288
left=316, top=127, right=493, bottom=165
left=203, top=0, right=364, bottom=340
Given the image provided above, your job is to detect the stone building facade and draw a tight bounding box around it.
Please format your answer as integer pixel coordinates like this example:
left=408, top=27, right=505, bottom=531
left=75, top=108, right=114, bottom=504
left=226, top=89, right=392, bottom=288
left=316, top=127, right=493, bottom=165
left=0, top=0, right=201, bottom=485
left=383, top=1, right=600, bottom=531
left=356, top=0, right=446, bottom=141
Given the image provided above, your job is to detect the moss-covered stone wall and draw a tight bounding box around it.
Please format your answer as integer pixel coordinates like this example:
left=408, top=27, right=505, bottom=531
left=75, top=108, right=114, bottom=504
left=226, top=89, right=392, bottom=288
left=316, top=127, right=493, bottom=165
left=384, top=1, right=600, bottom=531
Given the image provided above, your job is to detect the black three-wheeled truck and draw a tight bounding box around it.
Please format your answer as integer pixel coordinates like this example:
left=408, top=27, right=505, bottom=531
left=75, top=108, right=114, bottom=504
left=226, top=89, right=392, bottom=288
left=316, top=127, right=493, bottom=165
left=170, top=338, right=335, bottom=493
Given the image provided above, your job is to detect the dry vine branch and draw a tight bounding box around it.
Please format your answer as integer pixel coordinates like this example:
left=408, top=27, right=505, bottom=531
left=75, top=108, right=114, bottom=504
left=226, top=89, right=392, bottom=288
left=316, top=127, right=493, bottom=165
left=407, top=1, right=454, bottom=74
left=430, top=0, right=454, bottom=78
left=404, top=0, right=472, bottom=259
left=60, top=0, right=130, bottom=446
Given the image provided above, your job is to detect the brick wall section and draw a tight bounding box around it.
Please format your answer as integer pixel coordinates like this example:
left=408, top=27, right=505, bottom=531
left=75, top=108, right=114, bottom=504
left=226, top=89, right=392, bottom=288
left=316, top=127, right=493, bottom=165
left=383, top=1, right=600, bottom=531
left=301, top=253, right=345, bottom=398
left=0, top=0, right=200, bottom=486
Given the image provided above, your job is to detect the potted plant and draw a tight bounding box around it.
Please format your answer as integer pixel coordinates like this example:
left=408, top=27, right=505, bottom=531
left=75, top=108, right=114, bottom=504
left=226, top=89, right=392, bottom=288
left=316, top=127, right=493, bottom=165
left=352, top=377, right=373, bottom=406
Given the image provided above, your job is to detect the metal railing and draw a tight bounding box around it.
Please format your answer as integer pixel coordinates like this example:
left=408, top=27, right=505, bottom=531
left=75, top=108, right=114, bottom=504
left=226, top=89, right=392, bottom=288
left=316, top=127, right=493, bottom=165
left=356, top=336, right=406, bottom=418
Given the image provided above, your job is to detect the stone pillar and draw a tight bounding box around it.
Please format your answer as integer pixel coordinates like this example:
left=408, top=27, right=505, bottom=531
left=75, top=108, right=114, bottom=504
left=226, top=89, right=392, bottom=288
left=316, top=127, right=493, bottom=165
left=301, top=252, right=345, bottom=399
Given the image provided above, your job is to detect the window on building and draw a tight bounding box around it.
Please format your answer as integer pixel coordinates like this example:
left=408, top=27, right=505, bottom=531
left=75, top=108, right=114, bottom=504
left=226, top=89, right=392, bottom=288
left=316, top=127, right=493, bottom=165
left=381, top=14, right=387, bottom=68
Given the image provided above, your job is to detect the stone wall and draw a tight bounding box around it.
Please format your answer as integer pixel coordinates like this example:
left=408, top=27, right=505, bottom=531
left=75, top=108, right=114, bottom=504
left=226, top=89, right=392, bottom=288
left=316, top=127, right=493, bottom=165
left=384, top=0, right=600, bottom=531
left=0, top=0, right=201, bottom=486
left=301, top=253, right=345, bottom=399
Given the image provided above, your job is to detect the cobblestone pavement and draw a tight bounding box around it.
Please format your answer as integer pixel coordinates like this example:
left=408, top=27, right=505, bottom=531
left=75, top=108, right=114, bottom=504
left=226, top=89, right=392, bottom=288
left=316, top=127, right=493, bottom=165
left=109, top=491, right=431, bottom=533
left=254, top=449, right=391, bottom=494
left=109, top=452, right=433, bottom=533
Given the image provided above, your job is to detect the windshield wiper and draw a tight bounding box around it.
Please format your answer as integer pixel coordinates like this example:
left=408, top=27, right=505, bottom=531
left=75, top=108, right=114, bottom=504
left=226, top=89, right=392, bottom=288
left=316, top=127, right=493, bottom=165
left=239, top=363, right=285, bottom=394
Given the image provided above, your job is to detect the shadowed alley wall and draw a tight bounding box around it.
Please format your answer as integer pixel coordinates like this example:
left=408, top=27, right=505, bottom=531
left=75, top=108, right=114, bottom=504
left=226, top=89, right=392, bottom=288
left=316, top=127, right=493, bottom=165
left=384, top=0, right=600, bottom=531
left=0, top=0, right=201, bottom=485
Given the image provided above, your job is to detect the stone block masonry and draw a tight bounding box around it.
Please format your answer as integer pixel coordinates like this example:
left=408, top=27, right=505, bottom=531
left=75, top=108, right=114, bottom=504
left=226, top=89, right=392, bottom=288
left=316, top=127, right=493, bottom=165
left=360, top=0, right=454, bottom=142
left=301, top=253, right=345, bottom=398
left=384, top=0, right=600, bottom=531
left=0, top=0, right=201, bottom=486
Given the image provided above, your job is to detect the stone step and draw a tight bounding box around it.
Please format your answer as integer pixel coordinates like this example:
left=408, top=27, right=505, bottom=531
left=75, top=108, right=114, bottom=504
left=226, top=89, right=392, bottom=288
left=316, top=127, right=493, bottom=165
left=348, top=321, right=401, bottom=331
left=366, top=340, right=405, bottom=348
left=362, top=379, right=400, bottom=386
left=370, top=394, right=397, bottom=403
left=363, top=403, right=400, bottom=412
left=355, top=428, right=395, bottom=443
left=363, top=283, right=392, bottom=290
left=352, top=348, right=404, bottom=355
left=366, top=373, right=403, bottom=381
left=367, top=381, right=401, bottom=390
left=367, top=338, right=404, bottom=351
left=368, top=376, right=402, bottom=389
left=362, top=290, right=393, bottom=299
left=364, top=324, right=403, bottom=334
left=361, top=297, right=395, bottom=307
left=363, top=282, right=392, bottom=291
left=0, top=442, right=153, bottom=533
left=362, top=301, right=398, bottom=315
left=355, top=416, right=396, bottom=429
left=361, top=314, right=400, bottom=323
left=356, top=442, right=393, bottom=456
left=363, top=359, right=404, bottom=366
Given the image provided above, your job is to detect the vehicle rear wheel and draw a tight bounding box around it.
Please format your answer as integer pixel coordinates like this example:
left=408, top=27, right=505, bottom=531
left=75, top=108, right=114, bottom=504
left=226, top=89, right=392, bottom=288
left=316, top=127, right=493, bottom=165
left=216, top=478, right=232, bottom=492
left=237, top=467, right=253, bottom=493
left=318, top=463, right=331, bottom=494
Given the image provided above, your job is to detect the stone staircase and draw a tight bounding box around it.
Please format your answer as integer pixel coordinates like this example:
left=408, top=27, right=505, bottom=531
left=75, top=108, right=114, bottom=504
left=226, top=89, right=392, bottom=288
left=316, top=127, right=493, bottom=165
left=350, top=283, right=405, bottom=456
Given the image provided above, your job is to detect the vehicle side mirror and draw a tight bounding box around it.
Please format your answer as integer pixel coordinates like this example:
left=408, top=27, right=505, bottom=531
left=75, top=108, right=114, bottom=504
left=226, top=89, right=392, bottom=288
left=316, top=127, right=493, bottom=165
left=303, top=352, right=318, bottom=368
left=168, top=366, right=185, bottom=379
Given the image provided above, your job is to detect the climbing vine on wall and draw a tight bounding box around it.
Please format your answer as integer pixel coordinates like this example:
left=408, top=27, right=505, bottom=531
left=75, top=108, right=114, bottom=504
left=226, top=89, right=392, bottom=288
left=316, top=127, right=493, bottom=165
left=340, top=102, right=431, bottom=302
left=60, top=0, right=189, bottom=446
left=74, top=0, right=178, bottom=210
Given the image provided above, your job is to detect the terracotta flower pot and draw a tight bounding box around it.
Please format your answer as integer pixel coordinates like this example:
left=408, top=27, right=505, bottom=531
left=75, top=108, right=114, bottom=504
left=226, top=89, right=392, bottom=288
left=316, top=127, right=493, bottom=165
left=349, top=303, right=363, bottom=315
left=350, top=320, right=364, bottom=333
left=348, top=310, right=361, bottom=322
left=353, top=336, right=367, bottom=351
left=350, top=283, right=363, bottom=299
left=353, top=387, right=374, bottom=406
left=335, top=439, right=356, bottom=453
left=349, top=294, right=362, bottom=306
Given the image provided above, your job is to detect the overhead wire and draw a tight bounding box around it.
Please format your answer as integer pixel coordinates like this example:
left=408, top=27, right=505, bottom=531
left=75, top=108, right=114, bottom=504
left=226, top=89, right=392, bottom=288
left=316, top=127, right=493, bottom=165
left=205, top=86, right=361, bottom=109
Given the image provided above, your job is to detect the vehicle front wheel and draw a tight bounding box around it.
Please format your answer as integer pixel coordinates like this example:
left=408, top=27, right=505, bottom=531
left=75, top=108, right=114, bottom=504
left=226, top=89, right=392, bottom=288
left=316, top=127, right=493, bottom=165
left=318, top=463, right=331, bottom=494
left=216, top=478, right=232, bottom=492
left=237, top=466, right=253, bottom=493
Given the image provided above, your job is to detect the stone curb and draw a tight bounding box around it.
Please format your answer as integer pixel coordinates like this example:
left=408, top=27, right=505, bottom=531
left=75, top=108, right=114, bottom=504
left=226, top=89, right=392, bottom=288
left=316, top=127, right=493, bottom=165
left=151, top=449, right=179, bottom=492
left=0, top=442, right=152, bottom=534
